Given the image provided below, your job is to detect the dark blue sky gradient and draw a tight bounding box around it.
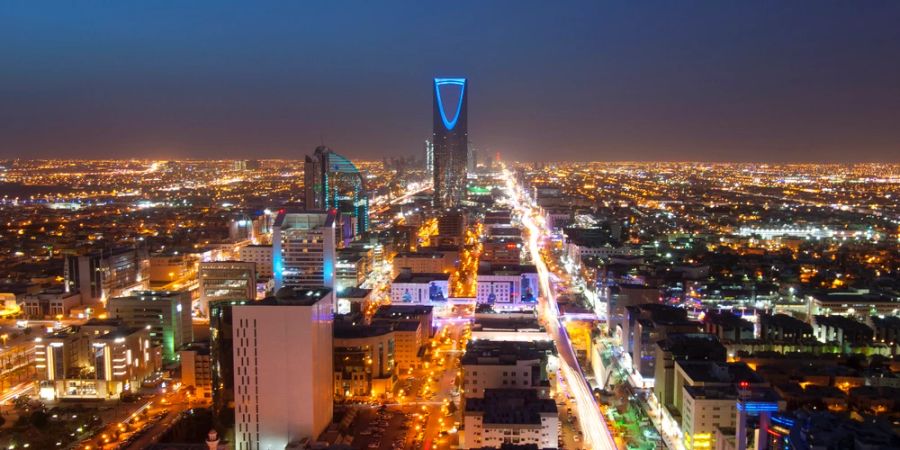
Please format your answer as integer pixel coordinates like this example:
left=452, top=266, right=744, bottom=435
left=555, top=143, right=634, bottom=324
left=2, top=1, right=899, bottom=161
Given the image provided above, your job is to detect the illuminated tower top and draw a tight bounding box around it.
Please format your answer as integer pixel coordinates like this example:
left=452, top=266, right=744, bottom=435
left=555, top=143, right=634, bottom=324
left=432, top=77, right=468, bottom=208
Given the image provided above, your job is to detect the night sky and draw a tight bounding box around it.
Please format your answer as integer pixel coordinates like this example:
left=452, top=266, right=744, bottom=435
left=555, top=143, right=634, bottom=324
left=2, top=1, right=899, bottom=162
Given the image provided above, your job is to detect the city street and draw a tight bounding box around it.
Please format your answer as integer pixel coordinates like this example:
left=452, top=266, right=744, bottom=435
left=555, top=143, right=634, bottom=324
left=503, top=168, right=619, bottom=450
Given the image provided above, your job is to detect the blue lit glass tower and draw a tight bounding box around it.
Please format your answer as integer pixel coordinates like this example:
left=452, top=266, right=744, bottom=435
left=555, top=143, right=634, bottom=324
left=303, top=146, right=369, bottom=235
left=432, top=78, right=468, bottom=208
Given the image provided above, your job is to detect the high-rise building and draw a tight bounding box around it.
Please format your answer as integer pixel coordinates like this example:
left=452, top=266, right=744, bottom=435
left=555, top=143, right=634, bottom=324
left=65, top=247, right=150, bottom=305
left=232, top=287, right=334, bottom=448
left=107, top=290, right=192, bottom=363
left=432, top=78, right=468, bottom=208
left=424, top=139, right=434, bottom=176
left=272, top=211, right=337, bottom=290
left=209, top=299, right=249, bottom=427
left=198, top=261, right=257, bottom=315
left=303, top=146, right=369, bottom=234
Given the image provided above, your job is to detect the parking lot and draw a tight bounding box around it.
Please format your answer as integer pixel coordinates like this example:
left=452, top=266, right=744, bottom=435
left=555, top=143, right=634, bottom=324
left=342, top=406, right=415, bottom=450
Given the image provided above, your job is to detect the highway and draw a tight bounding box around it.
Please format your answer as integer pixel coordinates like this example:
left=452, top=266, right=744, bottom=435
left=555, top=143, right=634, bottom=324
left=502, top=169, right=618, bottom=450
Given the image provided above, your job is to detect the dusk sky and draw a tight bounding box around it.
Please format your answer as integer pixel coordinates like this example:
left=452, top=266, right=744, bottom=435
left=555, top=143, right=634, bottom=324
left=2, top=1, right=899, bottom=162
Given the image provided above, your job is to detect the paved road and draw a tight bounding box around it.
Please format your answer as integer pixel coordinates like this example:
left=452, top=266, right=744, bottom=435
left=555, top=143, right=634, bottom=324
left=503, top=168, right=618, bottom=450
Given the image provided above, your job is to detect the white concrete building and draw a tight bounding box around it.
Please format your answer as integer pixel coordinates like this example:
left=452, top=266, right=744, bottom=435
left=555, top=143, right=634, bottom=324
left=390, top=270, right=449, bottom=304
left=475, top=264, right=539, bottom=307
left=463, top=389, right=558, bottom=449
left=238, top=245, right=274, bottom=280
left=461, top=340, right=555, bottom=399
left=232, top=287, right=334, bottom=449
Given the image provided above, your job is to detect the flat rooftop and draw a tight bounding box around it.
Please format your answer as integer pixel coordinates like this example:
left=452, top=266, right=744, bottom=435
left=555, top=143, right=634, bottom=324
left=392, top=272, right=450, bottom=283
left=250, top=287, right=332, bottom=306
left=465, top=389, right=556, bottom=425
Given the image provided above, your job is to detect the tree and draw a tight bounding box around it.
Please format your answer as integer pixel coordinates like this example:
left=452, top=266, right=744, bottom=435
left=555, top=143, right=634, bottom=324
left=29, top=410, right=49, bottom=428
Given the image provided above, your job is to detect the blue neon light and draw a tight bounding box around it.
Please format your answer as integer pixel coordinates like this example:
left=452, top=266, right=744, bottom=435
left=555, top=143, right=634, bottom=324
left=434, top=78, right=466, bottom=131
left=771, top=415, right=795, bottom=428
left=737, top=402, right=780, bottom=413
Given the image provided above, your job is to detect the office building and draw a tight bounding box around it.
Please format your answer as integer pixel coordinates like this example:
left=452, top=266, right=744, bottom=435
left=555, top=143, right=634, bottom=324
left=624, top=304, right=701, bottom=386
left=654, top=333, right=727, bottom=415
left=303, top=146, right=369, bottom=234
left=432, top=78, right=468, bottom=208
left=807, top=291, right=899, bottom=318
left=179, top=341, right=212, bottom=399
left=390, top=269, right=449, bottom=304
left=372, top=304, right=435, bottom=339
left=436, top=211, right=468, bottom=246
left=272, top=211, right=336, bottom=290
left=65, top=247, right=149, bottom=305
left=210, top=299, right=250, bottom=426
left=425, top=138, right=434, bottom=176
left=475, top=264, right=539, bottom=307
left=107, top=290, right=192, bottom=363
left=198, top=261, right=257, bottom=315
left=36, top=319, right=160, bottom=400
left=672, top=361, right=783, bottom=450
left=333, top=319, right=396, bottom=400
left=481, top=237, right=523, bottom=265
left=461, top=340, right=556, bottom=399
left=20, top=288, right=81, bottom=319
left=392, top=249, right=457, bottom=277
left=232, top=287, right=334, bottom=448
left=463, top=389, right=558, bottom=449
left=239, top=245, right=274, bottom=280
left=336, top=250, right=367, bottom=292
left=336, top=287, right=372, bottom=315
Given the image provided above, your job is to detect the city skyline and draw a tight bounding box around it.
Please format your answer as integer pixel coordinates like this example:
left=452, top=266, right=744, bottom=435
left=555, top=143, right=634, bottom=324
left=2, top=2, right=900, bottom=162
left=0, top=3, right=898, bottom=449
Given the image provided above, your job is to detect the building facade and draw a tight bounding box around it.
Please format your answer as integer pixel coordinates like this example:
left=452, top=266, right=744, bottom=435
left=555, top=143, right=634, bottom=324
left=272, top=211, right=336, bottom=290
left=232, top=288, right=334, bottom=449
left=107, top=290, right=192, bottom=363
left=198, top=261, right=257, bottom=315
left=432, top=78, right=468, bottom=208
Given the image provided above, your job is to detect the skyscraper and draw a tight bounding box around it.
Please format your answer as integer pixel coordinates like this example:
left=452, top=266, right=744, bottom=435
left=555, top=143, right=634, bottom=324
left=424, top=138, right=434, bottom=176
left=303, top=146, right=370, bottom=234
left=232, top=287, right=334, bottom=448
left=432, top=78, right=468, bottom=208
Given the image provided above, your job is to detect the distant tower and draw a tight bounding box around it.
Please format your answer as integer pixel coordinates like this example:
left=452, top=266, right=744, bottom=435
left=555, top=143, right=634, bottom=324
left=303, top=148, right=324, bottom=211
left=303, top=146, right=369, bottom=234
left=432, top=78, right=468, bottom=208
left=425, top=139, right=434, bottom=176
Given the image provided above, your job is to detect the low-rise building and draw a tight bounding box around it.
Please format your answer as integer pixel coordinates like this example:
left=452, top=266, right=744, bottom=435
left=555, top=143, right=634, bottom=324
left=463, top=389, right=558, bottom=449
left=36, top=319, right=161, bottom=400
left=461, top=340, right=555, bottom=399
left=475, top=264, right=539, bottom=307
left=807, top=291, right=899, bottom=318
left=238, top=244, right=274, bottom=280
left=392, top=250, right=457, bottom=278
left=333, top=319, right=396, bottom=400
left=20, top=289, right=81, bottom=319
left=178, top=341, right=212, bottom=399
left=390, top=270, right=449, bottom=304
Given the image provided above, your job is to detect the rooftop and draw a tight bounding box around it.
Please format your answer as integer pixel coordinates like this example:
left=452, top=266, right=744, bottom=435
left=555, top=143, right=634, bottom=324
left=464, top=389, right=556, bottom=425
left=392, top=272, right=450, bottom=283
left=248, top=287, right=332, bottom=306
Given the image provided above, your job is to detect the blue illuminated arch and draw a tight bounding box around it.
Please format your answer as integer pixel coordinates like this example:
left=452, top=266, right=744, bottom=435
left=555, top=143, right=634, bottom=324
left=434, top=78, right=466, bottom=131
